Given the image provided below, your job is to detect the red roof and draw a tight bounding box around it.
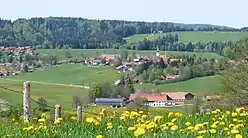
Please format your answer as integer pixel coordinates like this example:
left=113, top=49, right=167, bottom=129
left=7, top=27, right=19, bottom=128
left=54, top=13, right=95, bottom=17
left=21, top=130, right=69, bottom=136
left=130, top=93, right=168, bottom=102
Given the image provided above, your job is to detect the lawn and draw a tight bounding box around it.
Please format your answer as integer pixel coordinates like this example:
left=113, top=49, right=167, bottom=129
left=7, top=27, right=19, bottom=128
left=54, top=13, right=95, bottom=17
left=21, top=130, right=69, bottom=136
left=37, top=49, right=223, bottom=60
left=7, top=64, right=122, bottom=85
left=124, top=31, right=248, bottom=43
left=0, top=79, right=87, bottom=108
left=134, top=75, right=222, bottom=95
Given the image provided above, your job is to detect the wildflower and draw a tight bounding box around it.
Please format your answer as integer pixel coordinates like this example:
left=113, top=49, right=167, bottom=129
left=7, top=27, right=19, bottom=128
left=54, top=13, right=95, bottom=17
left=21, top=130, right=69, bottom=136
left=38, top=118, right=46, bottom=123
left=23, top=120, right=29, bottom=124
left=168, top=112, right=173, bottom=117
left=141, top=115, right=147, bottom=119
left=171, top=125, right=178, bottom=131
left=175, top=112, right=183, bottom=117
left=160, top=124, right=169, bottom=130
left=231, top=129, right=239, bottom=134
left=107, top=125, right=113, bottom=129
left=198, top=130, right=207, bottom=134
left=27, top=125, right=34, bottom=131
left=209, top=129, right=217, bottom=134
left=223, top=127, right=229, bottom=131
left=232, top=112, right=238, bottom=117
left=139, top=111, right=143, bottom=114
left=12, top=118, right=15, bottom=122
left=120, top=116, right=125, bottom=120
left=233, top=118, right=238, bottom=122
left=196, top=136, right=203, bottom=138
left=226, top=111, right=230, bottom=115
left=71, top=116, right=77, bottom=120
left=54, top=119, right=61, bottom=124
left=235, top=134, right=243, bottom=138
left=240, top=113, right=246, bottom=116
left=96, top=135, right=103, bottom=138
left=118, top=125, right=124, bottom=129
left=100, top=109, right=106, bottom=116
left=171, top=118, right=177, bottom=123
left=128, top=127, right=136, bottom=131
left=185, top=122, right=191, bottom=126
left=154, top=116, right=163, bottom=122
left=235, top=107, right=244, bottom=113
left=134, top=128, right=145, bottom=137
left=86, top=118, right=94, bottom=123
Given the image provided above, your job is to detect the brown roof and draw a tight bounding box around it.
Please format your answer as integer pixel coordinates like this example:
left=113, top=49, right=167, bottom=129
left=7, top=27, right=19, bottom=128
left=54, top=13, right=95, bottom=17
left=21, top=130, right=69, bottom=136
left=130, top=93, right=168, bottom=102
left=161, top=92, right=189, bottom=100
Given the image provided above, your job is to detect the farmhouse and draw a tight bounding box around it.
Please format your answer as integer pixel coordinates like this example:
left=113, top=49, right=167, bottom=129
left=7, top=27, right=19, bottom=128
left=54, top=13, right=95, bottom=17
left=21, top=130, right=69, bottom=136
left=95, top=98, right=127, bottom=107
left=129, top=92, right=195, bottom=107
left=100, top=54, right=121, bottom=60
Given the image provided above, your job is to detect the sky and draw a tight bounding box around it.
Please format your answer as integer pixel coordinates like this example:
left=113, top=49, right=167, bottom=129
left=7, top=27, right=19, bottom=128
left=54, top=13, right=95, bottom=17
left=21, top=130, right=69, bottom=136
left=0, top=0, right=247, bottom=28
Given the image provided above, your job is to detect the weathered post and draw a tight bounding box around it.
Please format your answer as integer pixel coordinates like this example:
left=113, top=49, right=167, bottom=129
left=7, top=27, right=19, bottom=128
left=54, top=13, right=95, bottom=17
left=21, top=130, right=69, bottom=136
left=77, top=104, right=82, bottom=122
left=54, top=104, right=61, bottom=121
left=23, top=81, right=30, bottom=123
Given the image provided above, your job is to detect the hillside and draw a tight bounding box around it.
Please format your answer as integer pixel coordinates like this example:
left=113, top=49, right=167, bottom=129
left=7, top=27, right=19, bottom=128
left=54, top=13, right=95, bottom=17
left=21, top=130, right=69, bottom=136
left=124, top=31, right=248, bottom=43
left=37, top=49, right=223, bottom=60
left=134, top=75, right=221, bottom=95
left=6, top=64, right=122, bottom=85
left=0, top=17, right=239, bottom=49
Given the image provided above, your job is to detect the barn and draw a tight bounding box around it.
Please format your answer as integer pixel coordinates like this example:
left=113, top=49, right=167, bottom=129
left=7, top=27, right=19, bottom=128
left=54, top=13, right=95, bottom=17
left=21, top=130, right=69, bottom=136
left=95, top=98, right=127, bottom=107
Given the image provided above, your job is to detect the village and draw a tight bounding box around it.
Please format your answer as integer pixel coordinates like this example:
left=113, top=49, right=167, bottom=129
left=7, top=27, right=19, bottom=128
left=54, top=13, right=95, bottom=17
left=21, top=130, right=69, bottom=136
left=0, top=46, right=222, bottom=109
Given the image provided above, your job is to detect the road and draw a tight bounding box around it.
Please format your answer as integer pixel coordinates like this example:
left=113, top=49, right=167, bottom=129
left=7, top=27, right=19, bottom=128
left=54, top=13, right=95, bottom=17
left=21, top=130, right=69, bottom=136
left=2, top=78, right=90, bottom=89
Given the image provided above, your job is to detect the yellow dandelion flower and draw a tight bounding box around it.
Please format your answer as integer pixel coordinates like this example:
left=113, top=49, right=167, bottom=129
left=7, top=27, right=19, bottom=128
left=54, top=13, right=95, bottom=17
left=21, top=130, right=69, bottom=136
left=198, top=130, right=207, bottom=134
left=128, top=127, right=136, bottom=131
left=171, top=125, right=178, bottom=131
left=96, top=135, right=103, bottom=138
left=225, top=111, right=230, bottom=115
left=171, top=118, right=177, bottom=123
left=235, top=107, right=244, bottom=113
left=187, top=126, right=194, bottom=130
left=86, top=118, right=94, bottom=123
left=233, top=118, right=238, bottom=122
left=209, top=129, right=217, bottom=134
left=154, top=116, right=163, bottom=122
left=235, top=134, right=243, bottom=138
left=175, top=112, right=183, bottom=117
left=231, top=129, right=239, bottom=134
left=196, top=136, right=203, bottom=138
left=107, top=125, right=113, bottom=129
left=71, top=116, right=77, bottom=120
left=54, top=119, right=60, bottom=124
left=27, top=125, right=34, bottom=131
left=232, top=112, right=238, bottom=117
left=240, top=113, right=246, bottom=116
left=223, top=127, right=229, bottom=131
left=134, top=127, right=145, bottom=137
left=12, top=118, right=15, bottom=122
left=185, top=122, right=191, bottom=126
left=168, top=112, right=173, bottom=117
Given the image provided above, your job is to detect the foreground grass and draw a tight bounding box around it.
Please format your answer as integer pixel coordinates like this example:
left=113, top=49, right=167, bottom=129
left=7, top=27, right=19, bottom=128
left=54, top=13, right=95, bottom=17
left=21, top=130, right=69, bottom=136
left=124, top=31, right=248, bottom=43
left=37, top=49, right=223, bottom=60
left=0, top=108, right=247, bottom=138
left=135, top=76, right=222, bottom=95
left=7, top=64, right=122, bottom=85
left=0, top=79, right=87, bottom=107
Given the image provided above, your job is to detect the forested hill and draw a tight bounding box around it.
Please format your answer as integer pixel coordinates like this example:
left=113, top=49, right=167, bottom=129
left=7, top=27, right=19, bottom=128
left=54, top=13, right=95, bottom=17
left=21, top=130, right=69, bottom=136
left=0, top=17, right=240, bottom=48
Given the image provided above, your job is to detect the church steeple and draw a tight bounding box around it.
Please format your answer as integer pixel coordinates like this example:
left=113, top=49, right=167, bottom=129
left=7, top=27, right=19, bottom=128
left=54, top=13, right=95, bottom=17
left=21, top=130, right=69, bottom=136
left=156, top=47, right=160, bottom=57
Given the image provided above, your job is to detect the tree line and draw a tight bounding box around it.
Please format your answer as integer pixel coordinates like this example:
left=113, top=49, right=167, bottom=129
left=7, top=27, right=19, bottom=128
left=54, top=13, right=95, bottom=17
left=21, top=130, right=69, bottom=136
left=135, top=55, right=227, bottom=85
left=0, top=17, right=241, bottom=48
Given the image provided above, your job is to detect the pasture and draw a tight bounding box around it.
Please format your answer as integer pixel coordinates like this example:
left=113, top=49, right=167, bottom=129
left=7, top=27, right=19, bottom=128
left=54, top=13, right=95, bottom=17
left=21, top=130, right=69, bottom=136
left=0, top=79, right=87, bottom=107
left=134, top=75, right=222, bottom=95
left=124, top=31, right=248, bottom=43
left=7, top=64, right=122, bottom=85
left=37, top=49, right=223, bottom=60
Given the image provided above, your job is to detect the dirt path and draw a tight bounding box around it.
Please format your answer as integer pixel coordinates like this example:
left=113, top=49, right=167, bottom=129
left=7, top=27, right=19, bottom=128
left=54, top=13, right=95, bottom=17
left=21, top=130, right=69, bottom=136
left=2, top=78, right=89, bottom=89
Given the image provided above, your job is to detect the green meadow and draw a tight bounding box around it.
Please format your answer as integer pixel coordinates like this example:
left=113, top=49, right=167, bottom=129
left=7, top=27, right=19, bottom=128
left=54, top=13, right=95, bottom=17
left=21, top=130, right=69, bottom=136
left=37, top=49, right=223, bottom=60
left=124, top=31, right=248, bottom=43
left=134, top=75, right=222, bottom=95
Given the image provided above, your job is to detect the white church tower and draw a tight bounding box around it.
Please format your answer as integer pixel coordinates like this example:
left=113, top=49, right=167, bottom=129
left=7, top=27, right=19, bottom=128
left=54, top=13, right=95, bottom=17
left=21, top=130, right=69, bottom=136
left=156, top=47, right=160, bottom=57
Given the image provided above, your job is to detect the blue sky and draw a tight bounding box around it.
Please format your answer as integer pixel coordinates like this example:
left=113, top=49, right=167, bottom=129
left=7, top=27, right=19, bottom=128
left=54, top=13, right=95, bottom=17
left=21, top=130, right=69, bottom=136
left=0, top=0, right=247, bottom=28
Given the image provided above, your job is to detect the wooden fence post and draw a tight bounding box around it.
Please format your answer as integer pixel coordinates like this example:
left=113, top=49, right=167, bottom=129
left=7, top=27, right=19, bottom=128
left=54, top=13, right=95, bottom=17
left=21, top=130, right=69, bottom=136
left=77, top=105, right=82, bottom=122
left=54, top=104, right=61, bottom=121
left=23, top=81, right=30, bottom=123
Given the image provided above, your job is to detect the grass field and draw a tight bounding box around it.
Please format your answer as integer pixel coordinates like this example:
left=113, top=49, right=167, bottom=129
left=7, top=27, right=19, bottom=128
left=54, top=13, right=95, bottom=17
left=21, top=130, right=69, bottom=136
left=37, top=49, right=223, bottom=60
left=7, top=64, right=122, bottom=85
left=124, top=31, right=248, bottom=43
left=134, top=75, right=222, bottom=95
left=0, top=79, right=87, bottom=107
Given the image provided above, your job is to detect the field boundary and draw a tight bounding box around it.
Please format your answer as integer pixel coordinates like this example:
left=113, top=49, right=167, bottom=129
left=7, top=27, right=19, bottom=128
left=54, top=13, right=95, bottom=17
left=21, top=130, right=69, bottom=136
left=2, top=78, right=89, bottom=89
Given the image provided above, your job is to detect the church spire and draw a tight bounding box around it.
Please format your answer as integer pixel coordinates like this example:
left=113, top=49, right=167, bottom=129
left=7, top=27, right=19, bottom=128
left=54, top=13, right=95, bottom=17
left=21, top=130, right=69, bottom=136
left=156, top=47, right=160, bottom=57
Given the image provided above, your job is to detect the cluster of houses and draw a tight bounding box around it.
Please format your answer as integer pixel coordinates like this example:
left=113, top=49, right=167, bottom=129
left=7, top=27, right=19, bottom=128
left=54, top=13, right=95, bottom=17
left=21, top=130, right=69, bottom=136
left=95, top=92, right=195, bottom=108
left=0, top=46, right=33, bottom=55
